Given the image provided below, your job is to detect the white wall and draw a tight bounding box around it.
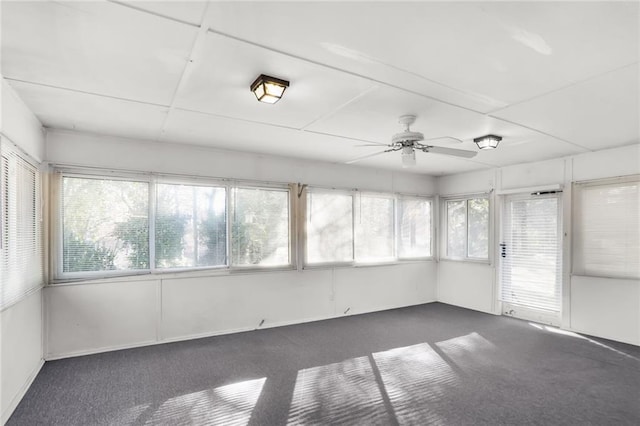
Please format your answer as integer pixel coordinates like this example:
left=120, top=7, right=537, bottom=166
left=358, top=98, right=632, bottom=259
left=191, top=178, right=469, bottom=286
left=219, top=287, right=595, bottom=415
left=436, top=144, right=640, bottom=345
left=46, top=263, right=435, bottom=359
left=44, top=130, right=438, bottom=359
left=0, top=78, right=45, bottom=423
left=45, top=129, right=436, bottom=195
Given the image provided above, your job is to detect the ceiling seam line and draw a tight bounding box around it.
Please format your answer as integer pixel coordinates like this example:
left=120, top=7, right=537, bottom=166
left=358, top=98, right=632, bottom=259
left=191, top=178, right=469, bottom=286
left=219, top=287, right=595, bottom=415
left=487, top=61, right=639, bottom=115
left=301, top=129, right=384, bottom=145
left=106, top=0, right=200, bottom=29
left=487, top=115, right=594, bottom=152
left=299, top=85, right=380, bottom=131
left=204, top=27, right=489, bottom=117
left=172, top=107, right=301, bottom=132
left=4, top=78, right=169, bottom=109
left=158, top=5, right=212, bottom=140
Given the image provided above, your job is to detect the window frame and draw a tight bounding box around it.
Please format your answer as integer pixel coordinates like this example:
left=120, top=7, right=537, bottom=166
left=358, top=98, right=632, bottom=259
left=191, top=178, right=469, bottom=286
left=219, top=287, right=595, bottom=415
left=302, top=187, right=355, bottom=268
left=302, top=186, right=434, bottom=269
left=229, top=184, right=294, bottom=270
left=1, top=138, right=44, bottom=310
left=440, top=193, right=491, bottom=263
left=52, top=168, right=296, bottom=282
left=153, top=177, right=229, bottom=272
left=396, top=195, right=434, bottom=260
left=53, top=169, right=153, bottom=281
left=572, top=174, right=640, bottom=280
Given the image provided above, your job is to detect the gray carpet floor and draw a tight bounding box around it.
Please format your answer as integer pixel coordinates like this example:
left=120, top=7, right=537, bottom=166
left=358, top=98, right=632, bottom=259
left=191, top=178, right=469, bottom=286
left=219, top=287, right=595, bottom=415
left=8, top=303, right=640, bottom=425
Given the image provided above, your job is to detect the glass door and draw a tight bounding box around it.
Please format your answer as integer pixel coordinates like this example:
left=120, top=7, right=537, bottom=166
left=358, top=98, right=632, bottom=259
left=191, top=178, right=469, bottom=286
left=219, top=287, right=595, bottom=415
left=500, top=193, right=562, bottom=325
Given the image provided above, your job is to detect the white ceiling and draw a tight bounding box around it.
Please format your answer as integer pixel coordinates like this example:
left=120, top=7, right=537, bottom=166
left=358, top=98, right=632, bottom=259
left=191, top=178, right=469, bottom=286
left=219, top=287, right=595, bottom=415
left=1, top=1, right=638, bottom=175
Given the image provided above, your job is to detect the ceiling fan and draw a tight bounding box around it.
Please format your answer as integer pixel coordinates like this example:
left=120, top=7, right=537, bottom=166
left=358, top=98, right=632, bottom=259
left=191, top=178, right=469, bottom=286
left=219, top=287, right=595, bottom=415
left=346, top=115, right=477, bottom=167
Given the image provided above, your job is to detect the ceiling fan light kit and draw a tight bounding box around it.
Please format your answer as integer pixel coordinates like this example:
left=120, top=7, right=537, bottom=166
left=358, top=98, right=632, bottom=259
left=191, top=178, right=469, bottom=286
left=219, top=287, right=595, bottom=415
left=474, top=134, right=502, bottom=149
left=401, top=146, right=416, bottom=168
left=250, top=74, right=289, bottom=104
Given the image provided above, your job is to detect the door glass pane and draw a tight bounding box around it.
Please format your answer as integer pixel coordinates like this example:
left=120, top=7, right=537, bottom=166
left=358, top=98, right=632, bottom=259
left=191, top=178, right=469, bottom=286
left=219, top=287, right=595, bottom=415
left=501, top=196, right=561, bottom=312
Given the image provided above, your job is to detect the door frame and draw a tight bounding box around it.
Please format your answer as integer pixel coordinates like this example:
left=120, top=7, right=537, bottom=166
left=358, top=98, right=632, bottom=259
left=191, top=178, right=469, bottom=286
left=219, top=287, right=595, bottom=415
left=498, top=191, right=564, bottom=326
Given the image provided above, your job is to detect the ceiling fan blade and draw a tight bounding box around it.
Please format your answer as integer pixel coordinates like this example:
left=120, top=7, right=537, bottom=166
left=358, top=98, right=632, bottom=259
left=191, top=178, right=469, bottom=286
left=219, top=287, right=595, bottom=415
left=345, top=149, right=394, bottom=164
left=422, top=136, right=464, bottom=144
left=355, top=143, right=392, bottom=147
left=422, top=145, right=477, bottom=158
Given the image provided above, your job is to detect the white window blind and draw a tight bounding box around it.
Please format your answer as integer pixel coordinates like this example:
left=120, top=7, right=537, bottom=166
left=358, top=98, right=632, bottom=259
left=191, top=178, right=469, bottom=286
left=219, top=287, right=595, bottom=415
left=501, top=195, right=562, bottom=312
left=1, top=140, right=43, bottom=310
left=573, top=177, right=639, bottom=279
left=61, top=176, right=149, bottom=273
left=306, top=191, right=353, bottom=264
left=398, top=197, right=431, bottom=258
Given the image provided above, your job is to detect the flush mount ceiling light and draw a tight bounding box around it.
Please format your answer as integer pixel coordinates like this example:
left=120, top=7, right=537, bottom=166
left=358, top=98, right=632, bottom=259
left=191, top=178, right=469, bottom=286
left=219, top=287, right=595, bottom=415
left=473, top=134, right=502, bottom=150
left=250, top=74, right=289, bottom=104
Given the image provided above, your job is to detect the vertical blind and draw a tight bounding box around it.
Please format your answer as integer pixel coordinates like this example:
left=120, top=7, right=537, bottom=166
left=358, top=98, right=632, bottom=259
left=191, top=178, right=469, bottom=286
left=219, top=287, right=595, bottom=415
left=1, top=139, right=43, bottom=310
left=500, top=195, right=562, bottom=312
left=573, top=176, right=639, bottom=279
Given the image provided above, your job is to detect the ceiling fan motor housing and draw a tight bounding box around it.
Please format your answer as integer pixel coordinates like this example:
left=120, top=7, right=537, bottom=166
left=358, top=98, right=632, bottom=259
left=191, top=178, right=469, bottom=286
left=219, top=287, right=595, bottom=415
left=392, top=131, right=424, bottom=145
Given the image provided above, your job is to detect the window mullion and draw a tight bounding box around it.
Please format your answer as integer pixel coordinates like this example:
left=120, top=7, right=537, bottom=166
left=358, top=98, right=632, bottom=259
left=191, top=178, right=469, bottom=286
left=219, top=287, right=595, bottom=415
left=148, top=177, right=156, bottom=271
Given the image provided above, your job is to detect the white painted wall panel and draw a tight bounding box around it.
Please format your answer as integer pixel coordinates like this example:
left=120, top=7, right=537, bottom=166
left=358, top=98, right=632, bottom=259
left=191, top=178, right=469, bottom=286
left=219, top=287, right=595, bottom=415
left=45, top=130, right=436, bottom=195
left=161, top=270, right=334, bottom=340
left=1, top=78, right=45, bottom=161
left=570, top=276, right=639, bottom=345
left=499, top=157, right=565, bottom=189
left=437, top=262, right=494, bottom=314
left=46, top=280, right=159, bottom=358
left=334, top=262, right=435, bottom=316
left=0, top=290, right=43, bottom=424
left=437, top=168, right=494, bottom=196
left=45, top=264, right=437, bottom=358
left=572, top=144, right=640, bottom=182
left=0, top=76, right=45, bottom=422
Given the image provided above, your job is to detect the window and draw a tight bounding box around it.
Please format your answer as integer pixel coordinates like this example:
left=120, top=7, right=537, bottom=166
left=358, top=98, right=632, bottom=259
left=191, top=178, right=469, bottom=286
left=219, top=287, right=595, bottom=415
left=155, top=183, right=226, bottom=269
left=444, top=196, right=489, bottom=260
left=62, top=176, right=149, bottom=273
left=398, top=197, right=432, bottom=258
left=231, top=187, right=290, bottom=266
left=1, top=140, right=43, bottom=309
left=57, top=171, right=292, bottom=279
left=355, top=194, right=395, bottom=262
left=306, top=191, right=353, bottom=264
left=573, top=176, right=639, bottom=279
left=304, top=189, right=433, bottom=266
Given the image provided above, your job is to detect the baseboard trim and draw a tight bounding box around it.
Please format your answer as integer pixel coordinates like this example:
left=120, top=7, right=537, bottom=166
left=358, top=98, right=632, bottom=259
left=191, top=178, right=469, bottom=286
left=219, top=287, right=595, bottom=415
left=564, top=325, right=639, bottom=347
left=2, top=359, right=44, bottom=425
left=437, top=300, right=497, bottom=316
left=45, top=301, right=438, bottom=360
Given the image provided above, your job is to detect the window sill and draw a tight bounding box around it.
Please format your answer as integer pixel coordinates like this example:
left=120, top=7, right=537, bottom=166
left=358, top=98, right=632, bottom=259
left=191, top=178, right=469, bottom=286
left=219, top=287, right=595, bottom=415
left=303, top=258, right=434, bottom=271
left=439, top=257, right=491, bottom=265
left=50, top=265, right=297, bottom=286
